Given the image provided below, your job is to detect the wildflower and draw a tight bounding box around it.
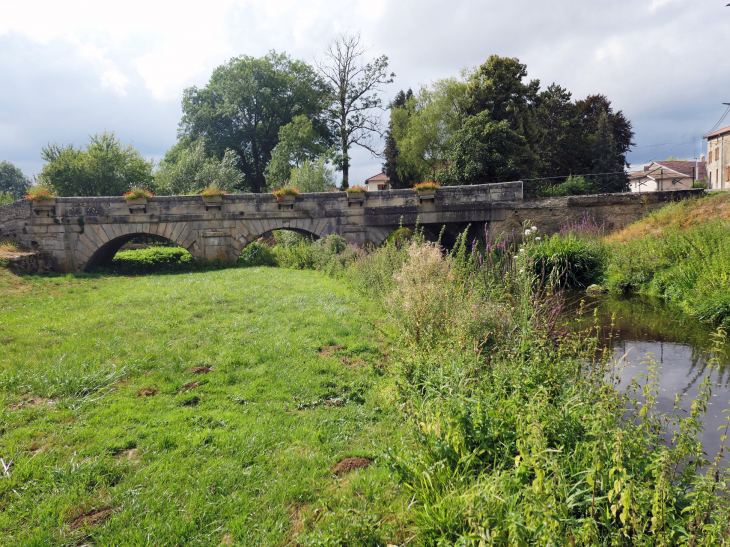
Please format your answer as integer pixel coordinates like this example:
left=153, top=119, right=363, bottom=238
left=513, top=255, right=519, bottom=260
left=519, top=269, right=524, bottom=273
left=531, top=226, right=537, bottom=231
left=524, top=229, right=531, bottom=236
left=519, top=248, right=525, bottom=253
left=535, top=237, right=541, bottom=241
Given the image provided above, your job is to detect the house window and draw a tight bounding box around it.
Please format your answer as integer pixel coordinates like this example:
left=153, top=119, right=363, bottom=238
left=377, top=183, right=387, bottom=191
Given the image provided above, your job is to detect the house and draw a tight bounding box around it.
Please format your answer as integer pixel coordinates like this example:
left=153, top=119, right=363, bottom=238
left=628, top=160, right=707, bottom=192
left=365, top=173, right=390, bottom=192
left=704, top=125, right=730, bottom=190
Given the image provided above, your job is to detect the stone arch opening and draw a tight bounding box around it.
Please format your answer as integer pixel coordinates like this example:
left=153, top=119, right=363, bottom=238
left=84, top=233, right=188, bottom=270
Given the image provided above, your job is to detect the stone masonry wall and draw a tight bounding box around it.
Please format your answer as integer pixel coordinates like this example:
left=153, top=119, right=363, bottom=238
left=0, top=184, right=705, bottom=272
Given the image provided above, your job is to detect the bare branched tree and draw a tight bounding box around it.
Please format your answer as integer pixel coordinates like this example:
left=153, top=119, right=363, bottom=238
left=316, top=32, right=394, bottom=188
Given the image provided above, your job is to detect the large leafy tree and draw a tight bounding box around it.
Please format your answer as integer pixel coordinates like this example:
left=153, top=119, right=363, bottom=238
left=590, top=109, right=628, bottom=192
left=382, top=89, right=414, bottom=188
left=39, top=132, right=153, bottom=197
left=316, top=32, right=394, bottom=189
left=465, top=55, right=543, bottom=155
left=154, top=140, right=243, bottom=195
left=179, top=51, right=331, bottom=193
left=264, top=115, right=331, bottom=191
left=440, top=113, right=537, bottom=185
left=575, top=94, right=634, bottom=171
left=535, top=84, right=582, bottom=178
left=0, top=160, right=30, bottom=200
left=389, top=78, right=470, bottom=185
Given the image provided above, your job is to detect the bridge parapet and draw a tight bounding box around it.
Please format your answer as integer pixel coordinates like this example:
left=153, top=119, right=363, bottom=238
left=0, top=183, right=704, bottom=273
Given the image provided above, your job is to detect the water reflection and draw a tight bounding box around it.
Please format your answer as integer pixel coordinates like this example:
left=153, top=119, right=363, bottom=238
left=569, top=294, right=730, bottom=464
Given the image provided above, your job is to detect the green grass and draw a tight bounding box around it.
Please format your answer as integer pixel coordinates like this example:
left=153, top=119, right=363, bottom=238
left=0, top=267, right=410, bottom=546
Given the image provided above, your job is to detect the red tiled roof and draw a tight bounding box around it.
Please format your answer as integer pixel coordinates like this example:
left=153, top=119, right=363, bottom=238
left=653, top=161, right=707, bottom=180
left=365, top=173, right=389, bottom=182
left=704, top=125, right=730, bottom=139
left=632, top=161, right=708, bottom=182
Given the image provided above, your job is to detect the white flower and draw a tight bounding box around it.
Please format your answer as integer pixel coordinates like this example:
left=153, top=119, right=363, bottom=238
left=535, top=237, right=541, bottom=241
left=524, top=229, right=531, bottom=236
left=519, top=248, right=525, bottom=253
left=531, top=226, right=538, bottom=231
left=519, top=269, right=524, bottom=273
left=513, top=255, right=519, bottom=260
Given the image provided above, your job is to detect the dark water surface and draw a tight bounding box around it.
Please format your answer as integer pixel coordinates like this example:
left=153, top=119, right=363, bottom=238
left=570, top=294, right=730, bottom=464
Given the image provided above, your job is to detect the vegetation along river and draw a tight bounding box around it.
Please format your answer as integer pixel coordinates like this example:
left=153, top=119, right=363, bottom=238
left=570, top=294, right=730, bottom=464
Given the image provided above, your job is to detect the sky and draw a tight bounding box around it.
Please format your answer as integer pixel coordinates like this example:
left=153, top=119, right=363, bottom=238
left=1, top=0, right=729, bottom=185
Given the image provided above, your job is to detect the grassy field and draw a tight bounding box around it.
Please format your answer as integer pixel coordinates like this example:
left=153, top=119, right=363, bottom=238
left=0, top=266, right=410, bottom=546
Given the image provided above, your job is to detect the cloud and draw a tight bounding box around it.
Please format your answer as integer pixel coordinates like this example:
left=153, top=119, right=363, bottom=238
left=0, top=0, right=728, bottom=181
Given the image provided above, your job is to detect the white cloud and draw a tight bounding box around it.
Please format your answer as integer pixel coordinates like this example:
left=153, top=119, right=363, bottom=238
left=0, top=0, right=728, bottom=180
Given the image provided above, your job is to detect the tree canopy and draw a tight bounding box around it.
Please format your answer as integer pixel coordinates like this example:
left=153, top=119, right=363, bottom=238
left=154, top=140, right=243, bottom=195
left=385, top=55, right=634, bottom=193
left=179, top=51, right=332, bottom=193
left=39, top=132, right=153, bottom=197
left=0, top=160, right=30, bottom=200
left=264, top=115, right=332, bottom=191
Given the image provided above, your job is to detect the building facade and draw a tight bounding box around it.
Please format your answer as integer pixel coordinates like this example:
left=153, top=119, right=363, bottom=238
left=629, top=160, right=707, bottom=192
left=705, top=125, right=730, bottom=190
left=364, top=173, right=391, bottom=192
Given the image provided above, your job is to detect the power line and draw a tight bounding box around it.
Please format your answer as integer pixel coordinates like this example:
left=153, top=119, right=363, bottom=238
left=705, top=105, right=730, bottom=136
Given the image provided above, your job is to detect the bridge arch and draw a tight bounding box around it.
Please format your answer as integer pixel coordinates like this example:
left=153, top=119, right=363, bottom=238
left=229, top=217, right=333, bottom=261
left=78, top=221, right=195, bottom=270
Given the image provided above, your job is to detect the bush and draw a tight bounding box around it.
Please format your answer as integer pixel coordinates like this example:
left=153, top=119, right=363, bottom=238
left=528, top=232, right=606, bottom=288
left=237, top=241, right=277, bottom=267
left=549, top=175, right=595, bottom=196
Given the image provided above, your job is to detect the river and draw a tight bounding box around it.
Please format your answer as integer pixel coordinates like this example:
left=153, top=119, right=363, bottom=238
left=569, top=294, right=730, bottom=465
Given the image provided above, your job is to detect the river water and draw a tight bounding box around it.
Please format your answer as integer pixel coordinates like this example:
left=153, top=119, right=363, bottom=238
left=569, top=294, right=730, bottom=464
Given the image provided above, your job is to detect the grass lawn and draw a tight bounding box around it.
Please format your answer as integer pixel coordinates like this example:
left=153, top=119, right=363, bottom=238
left=0, top=267, right=410, bottom=546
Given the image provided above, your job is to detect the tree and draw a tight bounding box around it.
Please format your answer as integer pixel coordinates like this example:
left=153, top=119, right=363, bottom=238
left=155, top=140, right=243, bottom=195
left=591, top=109, right=628, bottom=192
left=465, top=55, right=543, bottom=154
left=265, top=115, right=331, bottom=191
left=382, top=89, right=414, bottom=188
left=0, top=160, right=30, bottom=200
left=39, top=132, right=153, bottom=197
left=575, top=94, right=634, bottom=170
left=316, top=32, right=394, bottom=188
left=535, top=84, right=582, bottom=178
left=288, top=156, right=337, bottom=193
left=179, top=51, right=331, bottom=193
left=389, top=78, right=470, bottom=184
left=440, top=113, right=537, bottom=185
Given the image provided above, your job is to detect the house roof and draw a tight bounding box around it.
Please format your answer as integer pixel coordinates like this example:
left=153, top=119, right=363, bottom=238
left=365, top=173, right=390, bottom=182
left=704, top=125, right=730, bottom=139
left=629, top=161, right=707, bottom=182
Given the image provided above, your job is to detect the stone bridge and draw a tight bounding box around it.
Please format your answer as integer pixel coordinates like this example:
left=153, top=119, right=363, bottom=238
left=0, top=182, right=703, bottom=272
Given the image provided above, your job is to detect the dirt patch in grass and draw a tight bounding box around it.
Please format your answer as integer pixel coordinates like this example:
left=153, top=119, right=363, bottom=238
left=332, top=457, right=372, bottom=477
left=0, top=338, right=15, bottom=344
left=8, top=396, right=55, bottom=411
left=183, top=381, right=202, bottom=390
left=340, top=357, right=365, bottom=367
left=118, top=448, right=140, bottom=463
left=69, top=507, right=119, bottom=530
left=137, top=387, right=159, bottom=397
left=319, top=345, right=344, bottom=357
left=187, top=366, right=212, bottom=374
left=220, top=534, right=234, bottom=546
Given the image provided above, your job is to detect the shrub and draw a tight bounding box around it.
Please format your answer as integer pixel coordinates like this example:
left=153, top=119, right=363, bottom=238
left=26, top=188, right=56, bottom=202
left=272, top=186, right=300, bottom=200
left=345, top=185, right=367, bottom=193
left=237, top=241, right=277, bottom=267
left=1, top=191, right=16, bottom=205
left=549, top=174, right=595, bottom=196
left=528, top=232, right=606, bottom=288
left=413, top=181, right=439, bottom=191
left=199, top=187, right=227, bottom=197
left=123, top=188, right=153, bottom=201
